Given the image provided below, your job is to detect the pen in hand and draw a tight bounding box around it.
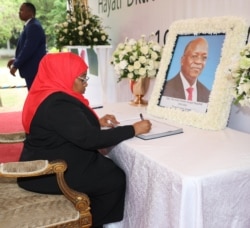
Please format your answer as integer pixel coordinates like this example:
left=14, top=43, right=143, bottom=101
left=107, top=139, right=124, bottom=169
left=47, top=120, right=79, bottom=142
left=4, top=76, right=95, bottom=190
left=140, top=113, right=144, bottom=120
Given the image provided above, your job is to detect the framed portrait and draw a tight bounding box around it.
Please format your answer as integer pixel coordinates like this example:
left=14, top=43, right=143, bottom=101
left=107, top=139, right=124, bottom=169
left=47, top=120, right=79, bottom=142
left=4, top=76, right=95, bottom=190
left=147, top=17, right=249, bottom=130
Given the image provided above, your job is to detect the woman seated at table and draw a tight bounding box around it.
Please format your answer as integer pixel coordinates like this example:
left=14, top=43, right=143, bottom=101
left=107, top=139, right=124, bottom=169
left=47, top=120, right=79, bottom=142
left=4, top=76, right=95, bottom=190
left=17, top=52, right=151, bottom=228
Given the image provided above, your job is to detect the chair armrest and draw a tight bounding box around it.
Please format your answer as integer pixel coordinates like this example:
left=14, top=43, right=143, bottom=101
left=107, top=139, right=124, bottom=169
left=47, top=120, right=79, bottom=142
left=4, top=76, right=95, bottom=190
left=0, top=160, right=51, bottom=176
left=0, top=132, right=25, bottom=143
left=0, top=160, right=92, bottom=225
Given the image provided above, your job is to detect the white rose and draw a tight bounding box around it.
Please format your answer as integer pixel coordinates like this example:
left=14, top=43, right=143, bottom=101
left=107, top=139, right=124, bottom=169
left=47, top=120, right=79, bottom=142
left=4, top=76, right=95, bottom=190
left=113, top=49, right=120, bottom=56
left=133, top=61, right=141, bottom=70
left=242, top=81, right=250, bottom=94
left=151, top=51, right=159, bottom=60
left=147, top=60, right=155, bottom=70
left=118, top=52, right=125, bottom=60
left=132, top=45, right=137, bottom=51
left=138, top=67, right=146, bottom=76
left=132, top=52, right=138, bottom=59
left=128, top=65, right=134, bottom=72
left=127, top=73, right=134, bottom=79
left=139, top=56, right=147, bottom=64
left=147, top=69, right=157, bottom=77
left=125, top=45, right=132, bottom=52
left=129, top=55, right=136, bottom=63
left=134, top=69, right=139, bottom=75
left=153, top=44, right=162, bottom=52
left=79, top=31, right=83, bottom=36
left=140, top=46, right=149, bottom=55
left=240, top=72, right=248, bottom=83
left=101, top=35, right=106, bottom=41
left=138, top=38, right=146, bottom=46
left=119, top=60, right=128, bottom=70
left=128, top=39, right=137, bottom=46
left=117, top=43, right=125, bottom=50
left=239, top=56, right=250, bottom=70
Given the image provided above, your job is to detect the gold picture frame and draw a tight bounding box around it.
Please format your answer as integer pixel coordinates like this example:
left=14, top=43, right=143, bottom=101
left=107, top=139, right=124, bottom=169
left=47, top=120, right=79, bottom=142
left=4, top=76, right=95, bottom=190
left=147, top=16, right=249, bottom=130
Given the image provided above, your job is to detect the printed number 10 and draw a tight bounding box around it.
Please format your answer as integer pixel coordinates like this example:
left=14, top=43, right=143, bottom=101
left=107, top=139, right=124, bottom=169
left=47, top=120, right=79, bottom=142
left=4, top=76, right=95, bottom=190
left=155, top=29, right=169, bottom=44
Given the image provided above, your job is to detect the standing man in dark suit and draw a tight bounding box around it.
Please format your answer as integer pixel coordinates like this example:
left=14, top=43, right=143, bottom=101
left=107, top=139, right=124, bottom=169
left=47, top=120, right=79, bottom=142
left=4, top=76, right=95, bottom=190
left=162, top=37, right=210, bottom=103
left=7, top=2, right=46, bottom=90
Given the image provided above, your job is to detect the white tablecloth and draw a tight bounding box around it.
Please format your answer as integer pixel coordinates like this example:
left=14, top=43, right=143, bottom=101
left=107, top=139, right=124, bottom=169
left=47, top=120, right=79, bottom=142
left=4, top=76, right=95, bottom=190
left=96, top=103, right=250, bottom=228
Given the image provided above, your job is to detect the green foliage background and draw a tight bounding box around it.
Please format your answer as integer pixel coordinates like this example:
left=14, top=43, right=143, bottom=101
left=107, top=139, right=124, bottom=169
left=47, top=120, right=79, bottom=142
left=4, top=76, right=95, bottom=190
left=0, top=0, right=67, bottom=49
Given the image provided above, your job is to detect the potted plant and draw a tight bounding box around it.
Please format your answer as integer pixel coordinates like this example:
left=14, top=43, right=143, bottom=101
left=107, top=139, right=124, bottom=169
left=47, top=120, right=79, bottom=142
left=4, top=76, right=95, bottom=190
left=229, top=43, right=250, bottom=133
left=111, top=34, right=162, bottom=105
left=231, top=44, right=250, bottom=106
left=54, top=0, right=110, bottom=50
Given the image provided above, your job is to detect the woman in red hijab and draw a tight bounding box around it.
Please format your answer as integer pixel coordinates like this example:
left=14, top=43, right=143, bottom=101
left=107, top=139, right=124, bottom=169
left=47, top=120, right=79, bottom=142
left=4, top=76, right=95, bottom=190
left=18, top=52, right=151, bottom=228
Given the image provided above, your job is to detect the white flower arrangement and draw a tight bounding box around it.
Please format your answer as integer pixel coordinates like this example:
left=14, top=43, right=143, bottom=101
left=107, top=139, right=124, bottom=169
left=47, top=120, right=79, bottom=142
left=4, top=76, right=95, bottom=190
left=230, top=44, right=250, bottom=106
left=147, top=16, right=249, bottom=130
left=111, top=34, right=163, bottom=82
left=55, top=1, right=110, bottom=50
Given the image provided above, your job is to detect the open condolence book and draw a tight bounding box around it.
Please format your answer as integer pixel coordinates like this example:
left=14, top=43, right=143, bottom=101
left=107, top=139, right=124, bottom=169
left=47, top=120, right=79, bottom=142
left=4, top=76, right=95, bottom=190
left=120, top=118, right=183, bottom=140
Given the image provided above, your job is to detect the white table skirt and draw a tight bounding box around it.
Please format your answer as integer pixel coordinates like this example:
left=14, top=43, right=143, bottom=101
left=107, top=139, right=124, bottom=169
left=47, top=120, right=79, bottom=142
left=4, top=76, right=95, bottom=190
left=97, top=103, right=250, bottom=228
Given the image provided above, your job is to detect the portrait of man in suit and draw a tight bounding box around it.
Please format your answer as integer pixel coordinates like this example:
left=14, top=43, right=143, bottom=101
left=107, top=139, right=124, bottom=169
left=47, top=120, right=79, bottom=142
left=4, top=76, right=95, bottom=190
left=162, top=37, right=210, bottom=103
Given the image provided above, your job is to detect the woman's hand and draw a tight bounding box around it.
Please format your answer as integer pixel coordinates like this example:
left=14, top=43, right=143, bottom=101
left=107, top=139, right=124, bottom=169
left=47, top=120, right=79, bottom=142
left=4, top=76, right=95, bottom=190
left=133, top=120, right=152, bottom=135
left=99, top=114, right=120, bottom=128
left=98, top=146, right=114, bottom=156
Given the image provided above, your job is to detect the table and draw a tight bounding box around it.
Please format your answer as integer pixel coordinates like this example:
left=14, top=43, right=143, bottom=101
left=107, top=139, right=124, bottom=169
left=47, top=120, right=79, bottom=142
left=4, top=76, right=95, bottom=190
left=96, top=103, right=250, bottom=228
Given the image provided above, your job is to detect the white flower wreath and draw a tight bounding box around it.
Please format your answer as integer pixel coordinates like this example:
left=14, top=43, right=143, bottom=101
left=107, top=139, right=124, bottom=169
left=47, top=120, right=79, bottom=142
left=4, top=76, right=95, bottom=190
left=230, top=44, right=250, bottom=107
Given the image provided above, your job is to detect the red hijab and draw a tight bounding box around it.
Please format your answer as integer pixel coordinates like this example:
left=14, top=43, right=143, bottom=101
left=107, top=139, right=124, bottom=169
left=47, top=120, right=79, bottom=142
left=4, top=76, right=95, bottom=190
left=22, top=52, right=97, bottom=133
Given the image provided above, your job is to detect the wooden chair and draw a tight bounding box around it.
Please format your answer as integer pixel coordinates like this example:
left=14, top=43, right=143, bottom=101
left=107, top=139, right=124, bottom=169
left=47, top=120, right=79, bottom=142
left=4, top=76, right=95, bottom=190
left=0, top=159, right=92, bottom=228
